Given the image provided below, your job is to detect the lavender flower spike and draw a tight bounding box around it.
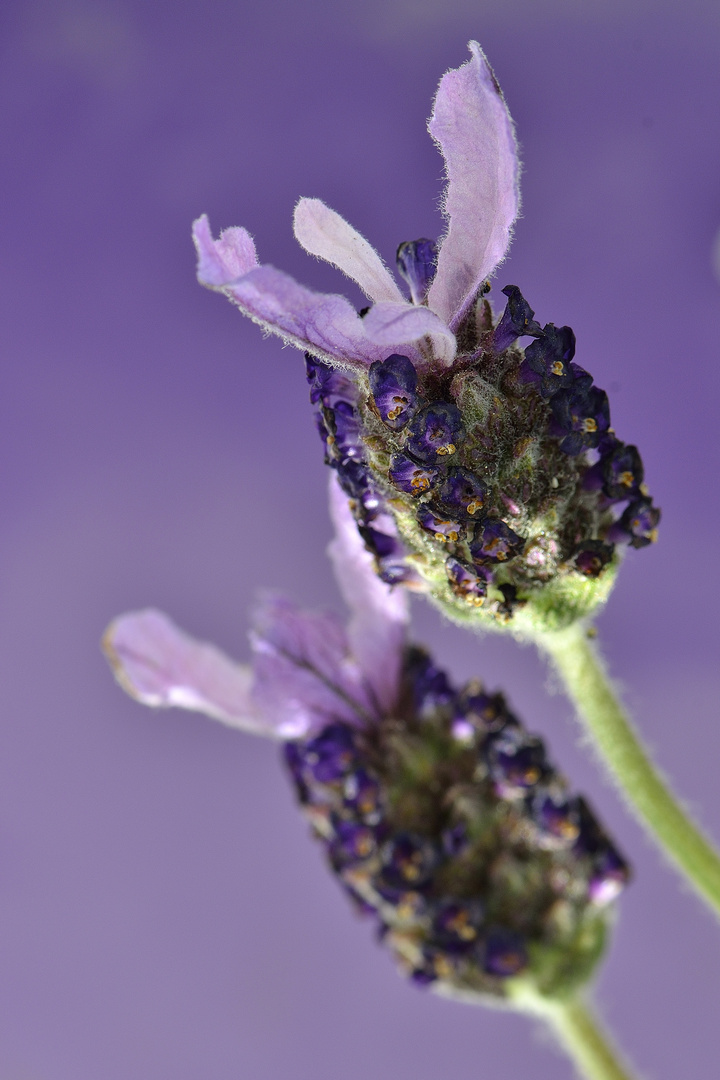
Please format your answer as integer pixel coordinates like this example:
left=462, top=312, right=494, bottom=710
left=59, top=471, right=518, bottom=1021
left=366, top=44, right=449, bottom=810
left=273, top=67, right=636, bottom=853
left=104, top=477, right=627, bottom=1006
left=194, top=44, right=658, bottom=634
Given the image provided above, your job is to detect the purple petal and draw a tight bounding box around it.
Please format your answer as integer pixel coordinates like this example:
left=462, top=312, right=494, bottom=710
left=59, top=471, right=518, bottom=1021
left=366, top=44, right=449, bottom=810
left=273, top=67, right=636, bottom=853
left=102, top=609, right=280, bottom=737
left=327, top=474, right=408, bottom=712
left=362, top=302, right=456, bottom=367
left=250, top=594, right=377, bottom=732
left=192, top=214, right=258, bottom=285
left=293, top=198, right=404, bottom=304
left=194, top=216, right=427, bottom=371
left=427, top=41, right=520, bottom=330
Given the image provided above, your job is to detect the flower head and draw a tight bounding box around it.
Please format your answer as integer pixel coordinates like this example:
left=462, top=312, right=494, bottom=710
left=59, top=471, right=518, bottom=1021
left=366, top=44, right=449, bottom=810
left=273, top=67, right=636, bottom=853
left=193, top=42, right=659, bottom=635
left=104, top=477, right=628, bottom=1004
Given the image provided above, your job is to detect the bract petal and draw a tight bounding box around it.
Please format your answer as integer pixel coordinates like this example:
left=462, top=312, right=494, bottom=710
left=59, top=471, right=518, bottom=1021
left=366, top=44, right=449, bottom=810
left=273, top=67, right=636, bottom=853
left=362, top=302, right=457, bottom=367
left=193, top=213, right=258, bottom=285
left=194, top=217, right=425, bottom=371
left=427, top=42, right=520, bottom=331
left=327, top=474, right=408, bottom=712
left=250, top=595, right=377, bottom=732
left=103, top=609, right=279, bottom=738
left=294, top=198, right=404, bottom=305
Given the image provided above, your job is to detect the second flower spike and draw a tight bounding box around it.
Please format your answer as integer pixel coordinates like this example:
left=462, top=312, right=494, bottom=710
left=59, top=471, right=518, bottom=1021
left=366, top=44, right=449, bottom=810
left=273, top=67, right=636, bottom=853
left=104, top=477, right=629, bottom=1006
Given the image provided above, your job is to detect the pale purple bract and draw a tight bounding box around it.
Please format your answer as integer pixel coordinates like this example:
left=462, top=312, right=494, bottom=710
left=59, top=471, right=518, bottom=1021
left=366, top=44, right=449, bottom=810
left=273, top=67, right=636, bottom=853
left=192, top=41, right=519, bottom=375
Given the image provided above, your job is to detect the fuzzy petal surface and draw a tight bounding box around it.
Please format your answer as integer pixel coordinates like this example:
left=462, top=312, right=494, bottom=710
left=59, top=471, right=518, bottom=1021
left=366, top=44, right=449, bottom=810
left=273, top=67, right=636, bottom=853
left=194, top=217, right=425, bottom=371
left=427, top=41, right=520, bottom=331
left=102, top=609, right=279, bottom=737
left=250, top=594, right=377, bottom=733
left=327, top=474, right=408, bottom=712
left=294, top=198, right=404, bottom=304
left=193, top=214, right=258, bottom=285
left=362, top=302, right=457, bottom=367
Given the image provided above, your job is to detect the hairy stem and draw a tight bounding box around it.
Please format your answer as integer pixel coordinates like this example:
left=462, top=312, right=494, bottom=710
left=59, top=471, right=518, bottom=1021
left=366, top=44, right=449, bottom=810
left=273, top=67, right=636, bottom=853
left=538, top=622, right=720, bottom=920
left=526, top=995, right=639, bottom=1080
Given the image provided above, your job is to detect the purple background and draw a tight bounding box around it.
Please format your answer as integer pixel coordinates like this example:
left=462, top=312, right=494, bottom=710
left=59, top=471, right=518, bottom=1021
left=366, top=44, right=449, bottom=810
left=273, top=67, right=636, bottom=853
left=1, top=1, right=719, bottom=1076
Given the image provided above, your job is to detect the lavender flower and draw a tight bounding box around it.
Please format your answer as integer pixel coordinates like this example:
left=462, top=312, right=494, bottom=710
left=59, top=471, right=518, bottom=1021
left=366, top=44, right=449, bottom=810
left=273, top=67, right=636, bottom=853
left=193, top=42, right=659, bottom=634
left=104, top=477, right=628, bottom=1004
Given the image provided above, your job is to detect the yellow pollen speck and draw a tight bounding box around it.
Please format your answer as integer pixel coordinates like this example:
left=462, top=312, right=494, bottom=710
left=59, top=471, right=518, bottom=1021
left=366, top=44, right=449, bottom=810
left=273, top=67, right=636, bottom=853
left=649, top=529, right=658, bottom=543
left=619, top=471, right=634, bottom=487
left=436, top=444, right=456, bottom=456
left=640, top=482, right=650, bottom=496
left=551, top=360, right=565, bottom=376
left=411, top=475, right=430, bottom=491
left=387, top=405, right=402, bottom=420
left=583, top=418, right=597, bottom=433
left=466, top=499, right=483, bottom=515
left=326, top=435, right=336, bottom=446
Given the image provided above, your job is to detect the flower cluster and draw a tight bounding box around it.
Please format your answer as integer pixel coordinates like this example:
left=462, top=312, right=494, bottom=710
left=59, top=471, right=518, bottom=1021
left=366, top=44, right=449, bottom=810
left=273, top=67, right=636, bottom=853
left=192, top=42, right=659, bottom=634
left=285, top=647, right=628, bottom=1000
left=103, top=480, right=628, bottom=1004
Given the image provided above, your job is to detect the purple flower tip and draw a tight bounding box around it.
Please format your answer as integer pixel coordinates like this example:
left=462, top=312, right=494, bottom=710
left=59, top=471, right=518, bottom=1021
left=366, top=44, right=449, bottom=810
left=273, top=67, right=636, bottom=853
left=406, top=402, right=465, bottom=463
left=522, top=323, right=577, bottom=399
left=492, top=285, right=543, bottom=353
left=485, top=726, right=548, bottom=794
left=550, top=384, right=611, bottom=455
left=446, top=558, right=488, bottom=606
left=368, top=353, right=419, bottom=431
left=388, top=453, right=439, bottom=496
left=396, top=239, right=439, bottom=305
left=607, top=498, right=661, bottom=548
left=437, top=467, right=488, bottom=519
left=483, top=928, right=528, bottom=977
left=574, top=540, right=615, bottom=578
left=469, top=519, right=525, bottom=565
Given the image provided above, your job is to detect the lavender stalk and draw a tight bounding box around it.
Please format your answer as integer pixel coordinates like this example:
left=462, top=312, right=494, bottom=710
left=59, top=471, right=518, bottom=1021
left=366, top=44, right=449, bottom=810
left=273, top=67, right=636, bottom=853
left=539, top=623, right=720, bottom=919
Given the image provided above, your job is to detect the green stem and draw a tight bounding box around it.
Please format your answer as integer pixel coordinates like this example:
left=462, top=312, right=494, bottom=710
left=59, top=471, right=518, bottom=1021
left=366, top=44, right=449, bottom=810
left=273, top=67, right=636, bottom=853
left=527, top=995, right=638, bottom=1080
left=538, top=622, right=720, bottom=919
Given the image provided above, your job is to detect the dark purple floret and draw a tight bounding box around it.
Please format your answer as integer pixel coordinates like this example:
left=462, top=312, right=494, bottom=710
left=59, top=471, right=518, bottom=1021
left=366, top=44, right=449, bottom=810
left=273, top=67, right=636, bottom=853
left=305, top=352, right=356, bottom=406
left=550, top=385, right=611, bottom=455
left=404, top=646, right=455, bottom=715
left=588, top=846, right=631, bottom=905
left=406, top=402, right=465, bottom=463
left=396, top=238, right=439, bottom=305
left=446, top=558, right=489, bottom=606
left=377, top=559, right=415, bottom=586
left=329, top=819, right=382, bottom=868
left=522, top=323, right=577, bottom=398
left=529, top=791, right=581, bottom=846
left=607, top=498, right=660, bottom=548
left=442, top=822, right=470, bottom=856
left=325, top=400, right=363, bottom=459
left=485, top=727, right=548, bottom=795
left=483, top=928, right=528, bottom=977
left=574, top=540, right=615, bottom=578
left=430, top=899, right=485, bottom=953
left=469, top=519, right=525, bottom=565
left=388, top=454, right=439, bottom=496
left=343, top=768, right=384, bottom=824
left=283, top=741, right=310, bottom=804
left=457, top=684, right=517, bottom=736
left=437, top=467, right=487, bottom=519
left=303, top=722, right=358, bottom=783
left=377, top=832, right=443, bottom=890
left=492, top=285, right=543, bottom=353
left=418, top=509, right=465, bottom=543
left=600, top=442, right=644, bottom=501
left=368, top=353, right=419, bottom=431
left=358, top=525, right=400, bottom=560
left=408, top=946, right=456, bottom=985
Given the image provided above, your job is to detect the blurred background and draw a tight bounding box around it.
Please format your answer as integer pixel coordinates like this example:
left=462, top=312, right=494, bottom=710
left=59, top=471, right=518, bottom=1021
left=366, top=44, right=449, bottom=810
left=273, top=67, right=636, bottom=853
left=0, top=1, right=718, bottom=1076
